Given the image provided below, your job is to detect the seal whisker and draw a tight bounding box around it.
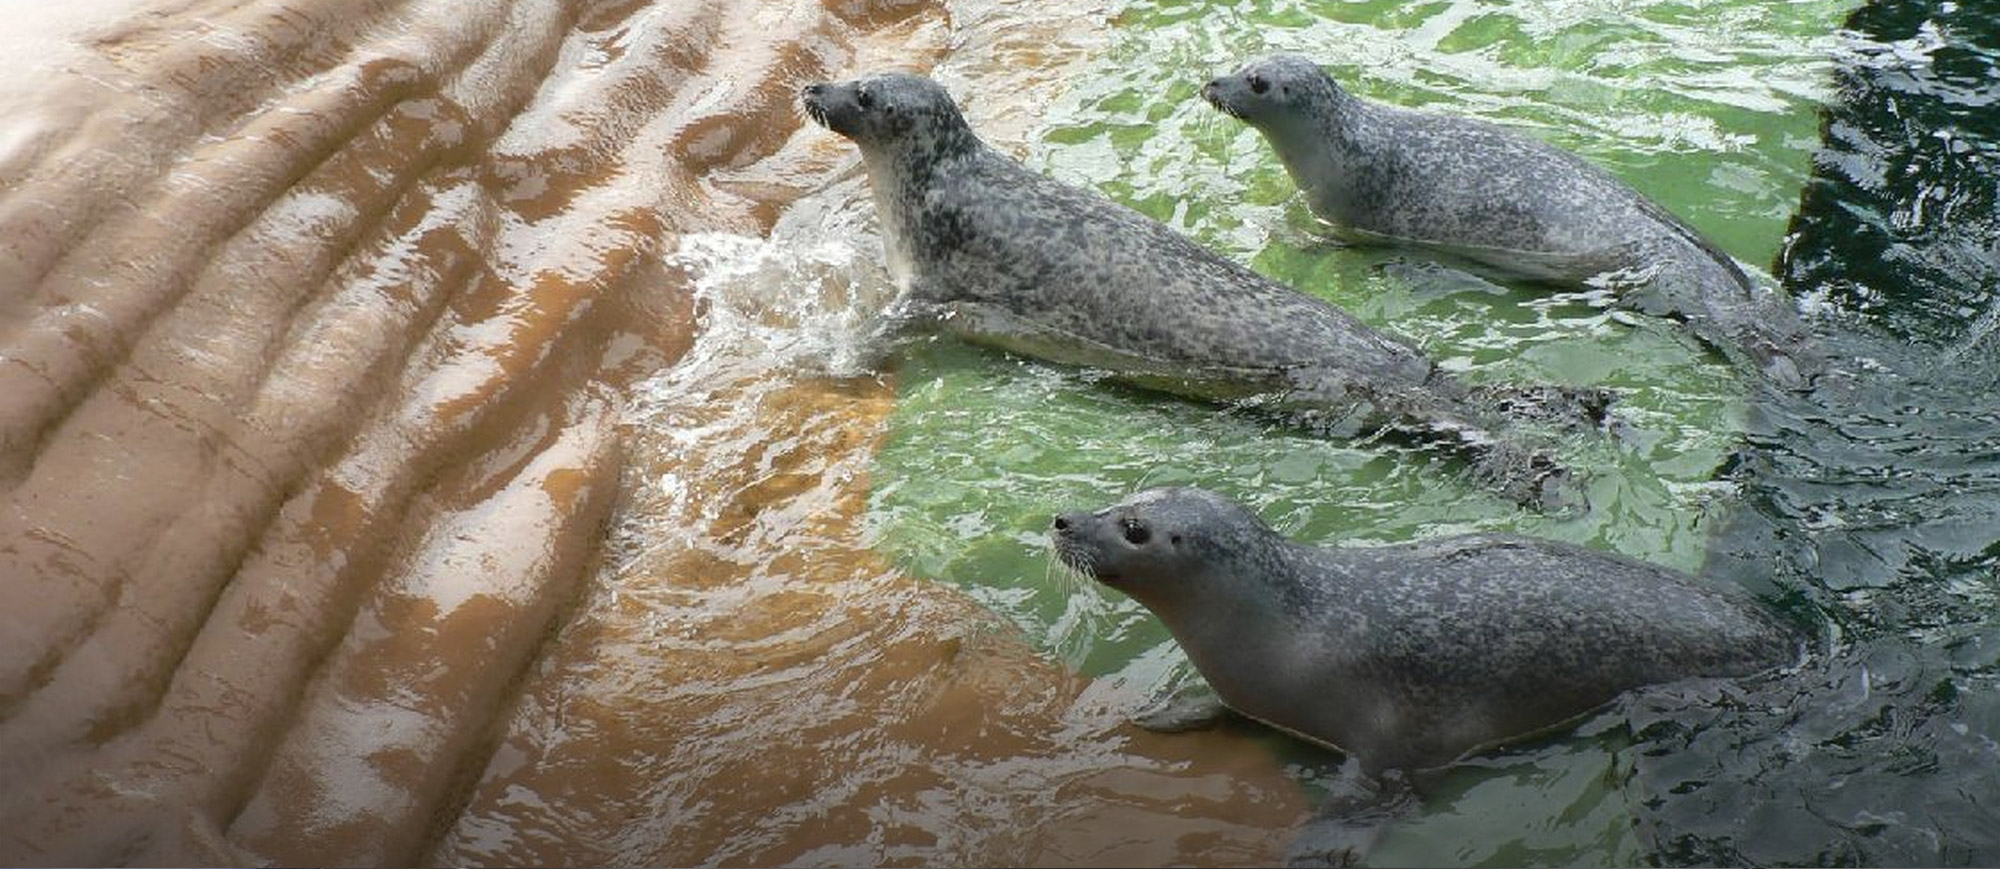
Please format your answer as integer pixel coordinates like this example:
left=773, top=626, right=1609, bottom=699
left=1129, top=466, right=1166, bottom=498
left=1047, top=549, right=1090, bottom=594
left=1046, top=544, right=1077, bottom=592
left=798, top=88, right=830, bottom=129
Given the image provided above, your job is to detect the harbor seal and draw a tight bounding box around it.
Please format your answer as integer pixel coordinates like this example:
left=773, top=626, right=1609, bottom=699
left=1202, top=54, right=1825, bottom=389
left=801, top=72, right=1605, bottom=510
left=1051, top=486, right=1798, bottom=774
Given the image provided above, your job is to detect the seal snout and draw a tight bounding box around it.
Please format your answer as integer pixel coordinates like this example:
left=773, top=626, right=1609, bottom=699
left=1050, top=510, right=1118, bottom=585
left=1200, top=77, right=1242, bottom=118
left=799, top=81, right=832, bottom=128
left=1050, top=509, right=1090, bottom=551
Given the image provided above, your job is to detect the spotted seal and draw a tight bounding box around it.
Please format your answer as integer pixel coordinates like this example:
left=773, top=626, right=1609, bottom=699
left=1202, top=54, right=1825, bottom=389
left=1051, top=486, right=1798, bottom=774
left=801, top=72, right=1606, bottom=510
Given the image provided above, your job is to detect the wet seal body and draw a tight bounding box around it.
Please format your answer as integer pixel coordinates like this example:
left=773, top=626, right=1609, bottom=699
left=1203, top=54, right=1824, bottom=389
left=1052, top=487, right=1798, bottom=775
left=801, top=72, right=1601, bottom=509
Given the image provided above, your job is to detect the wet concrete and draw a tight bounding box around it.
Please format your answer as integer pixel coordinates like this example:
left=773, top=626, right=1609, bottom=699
left=0, top=0, right=1311, bottom=865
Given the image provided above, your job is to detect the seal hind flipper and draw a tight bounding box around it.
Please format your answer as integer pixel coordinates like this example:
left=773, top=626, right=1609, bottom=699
left=1301, top=384, right=1586, bottom=512
left=1445, top=425, right=1584, bottom=514
left=1284, top=762, right=1420, bottom=869
left=1467, top=382, right=1618, bottom=432
left=1132, top=687, right=1234, bottom=733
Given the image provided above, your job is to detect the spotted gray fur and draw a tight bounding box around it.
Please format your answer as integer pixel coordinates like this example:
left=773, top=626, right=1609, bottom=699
left=801, top=72, right=1600, bottom=510
left=1204, top=54, right=1825, bottom=390
left=1052, top=486, right=1798, bottom=774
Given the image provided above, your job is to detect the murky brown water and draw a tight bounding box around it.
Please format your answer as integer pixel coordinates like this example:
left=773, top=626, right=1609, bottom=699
left=0, top=1, right=1310, bottom=865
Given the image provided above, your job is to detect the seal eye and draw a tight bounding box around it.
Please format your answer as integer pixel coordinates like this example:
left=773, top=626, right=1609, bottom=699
left=1248, top=74, right=1269, bottom=95
left=857, top=89, right=876, bottom=110
left=1121, top=518, right=1151, bottom=546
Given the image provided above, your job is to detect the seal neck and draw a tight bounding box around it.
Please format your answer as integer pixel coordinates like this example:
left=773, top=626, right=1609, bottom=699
left=1143, top=534, right=1317, bottom=641
left=1264, top=88, right=1369, bottom=219
left=870, top=126, right=983, bottom=190
left=855, top=123, right=985, bottom=289
left=1140, top=540, right=1330, bottom=711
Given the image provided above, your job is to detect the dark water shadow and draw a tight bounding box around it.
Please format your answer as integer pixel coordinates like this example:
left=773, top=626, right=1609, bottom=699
left=1643, top=0, right=2000, bottom=864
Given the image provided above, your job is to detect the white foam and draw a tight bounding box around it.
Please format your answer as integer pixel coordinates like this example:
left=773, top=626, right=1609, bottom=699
left=660, top=208, right=899, bottom=385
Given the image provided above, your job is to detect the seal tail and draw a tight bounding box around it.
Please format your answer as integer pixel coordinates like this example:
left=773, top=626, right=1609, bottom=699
left=1637, top=235, right=1829, bottom=391
left=1282, top=387, right=1584, bottom=512
left=1392, top=414, right=1584, bottom=513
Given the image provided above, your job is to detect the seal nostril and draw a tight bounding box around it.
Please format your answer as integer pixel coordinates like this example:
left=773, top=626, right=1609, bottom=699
left=1052, top=515, right=1070, bottom=531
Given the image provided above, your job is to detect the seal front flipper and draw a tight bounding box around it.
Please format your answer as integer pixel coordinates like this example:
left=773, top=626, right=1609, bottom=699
left=1285, top=762, right=1420, bottom=868
left=878, top=294, right=944, bottom=331
left=857, top=295, right=944, bottom=358
left=1132, top=684, right=1234, bottom=733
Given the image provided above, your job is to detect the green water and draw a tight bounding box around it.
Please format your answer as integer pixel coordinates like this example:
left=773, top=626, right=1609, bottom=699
left=872, top=0, right=1849, bottom=662
left=866, top=0, right=1855, bottom=863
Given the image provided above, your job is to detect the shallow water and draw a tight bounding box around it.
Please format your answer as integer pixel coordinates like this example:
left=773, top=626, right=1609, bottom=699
left=872, top=0, right=1858, bottom=863
left=2, top=0, right=1996, bottom=865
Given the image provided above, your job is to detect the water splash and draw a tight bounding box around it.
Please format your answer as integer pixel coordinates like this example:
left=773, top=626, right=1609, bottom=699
left=655, top=217, right=898, bottom=387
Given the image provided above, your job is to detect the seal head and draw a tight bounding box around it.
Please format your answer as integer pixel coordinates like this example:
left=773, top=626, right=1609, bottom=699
left=1052, top=487, right=1285, bottom=608
left=1202, top=54, right=1367, bottom=227
left=800, top=73, right=980, bottom=164
left=1202, top=54, right=1347, bottom=127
